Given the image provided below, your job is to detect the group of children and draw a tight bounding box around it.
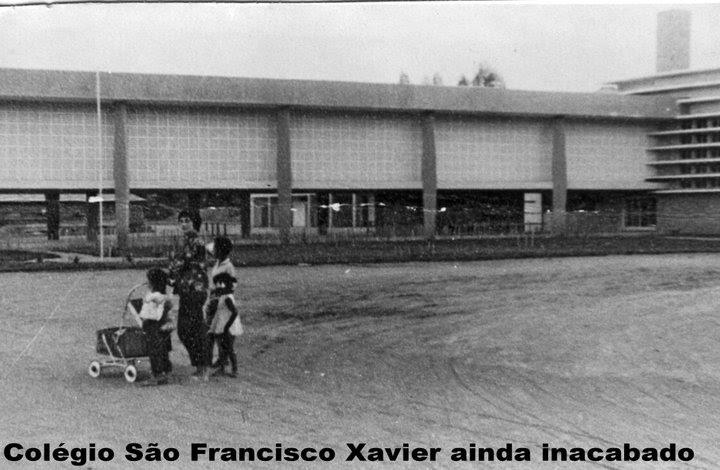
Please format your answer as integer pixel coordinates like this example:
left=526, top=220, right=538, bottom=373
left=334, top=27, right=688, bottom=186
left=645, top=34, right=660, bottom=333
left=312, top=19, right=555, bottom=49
left=134, top=235, right=241, bottom=386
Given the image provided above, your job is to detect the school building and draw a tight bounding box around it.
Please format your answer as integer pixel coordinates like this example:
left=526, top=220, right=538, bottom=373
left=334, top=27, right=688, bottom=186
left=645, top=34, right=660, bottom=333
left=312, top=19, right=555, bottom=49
left=1, top=9, right=719, bottom=249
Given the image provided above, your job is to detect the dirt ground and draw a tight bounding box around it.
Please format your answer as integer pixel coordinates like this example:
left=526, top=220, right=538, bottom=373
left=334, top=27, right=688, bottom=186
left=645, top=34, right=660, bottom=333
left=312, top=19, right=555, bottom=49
left=2, top=254, right=720, bottom=469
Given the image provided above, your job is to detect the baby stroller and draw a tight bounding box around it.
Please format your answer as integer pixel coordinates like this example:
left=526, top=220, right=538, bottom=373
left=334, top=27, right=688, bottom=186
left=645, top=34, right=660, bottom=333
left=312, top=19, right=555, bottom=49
left=88, top=283, right=151, bottom=383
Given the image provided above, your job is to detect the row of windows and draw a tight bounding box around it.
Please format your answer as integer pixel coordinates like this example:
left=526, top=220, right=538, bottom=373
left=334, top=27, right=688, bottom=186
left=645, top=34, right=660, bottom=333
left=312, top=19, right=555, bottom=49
left=680, top=118, right=720, bottom=130
left=679, top=134, right=720, bottom=144
left=677, top=179, right=720, bottom=189
left=250, top=193, right=376, bottom=229
left=250, top=193, right=657, bottom=230
left=673, top=164, right=720, bottom=174
left=679, top=149, right=720, bottom=159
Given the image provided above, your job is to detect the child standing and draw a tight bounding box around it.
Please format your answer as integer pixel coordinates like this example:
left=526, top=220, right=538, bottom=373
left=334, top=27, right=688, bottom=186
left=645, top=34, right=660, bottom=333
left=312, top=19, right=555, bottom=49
left=206, top=236, right=242, bottom=377
left=137, top=268, right=173, bottom=385
left=208, top=271, right=242, bottom=377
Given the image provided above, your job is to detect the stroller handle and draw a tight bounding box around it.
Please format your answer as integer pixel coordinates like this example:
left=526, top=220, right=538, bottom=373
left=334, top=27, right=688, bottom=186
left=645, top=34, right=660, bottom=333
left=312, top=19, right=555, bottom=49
left=124, top=282, right=149, bottom=307
left=121, top=283, right=149, bottom=328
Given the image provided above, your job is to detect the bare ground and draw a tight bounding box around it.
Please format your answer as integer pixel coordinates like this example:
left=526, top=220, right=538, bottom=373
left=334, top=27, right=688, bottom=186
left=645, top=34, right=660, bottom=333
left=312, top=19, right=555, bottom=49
left=2, top=254, right=720, bottom=469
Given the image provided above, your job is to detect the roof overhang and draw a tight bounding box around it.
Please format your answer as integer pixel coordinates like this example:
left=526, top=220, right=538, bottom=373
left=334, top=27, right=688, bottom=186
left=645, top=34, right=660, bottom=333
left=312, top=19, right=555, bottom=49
left=0, top=68, right=677, bottom=121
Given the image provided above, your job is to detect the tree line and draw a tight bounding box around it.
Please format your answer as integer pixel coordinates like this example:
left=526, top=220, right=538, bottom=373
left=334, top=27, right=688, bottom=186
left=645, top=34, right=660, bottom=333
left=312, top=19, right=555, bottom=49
left=399, top=64, right=504, bottom=88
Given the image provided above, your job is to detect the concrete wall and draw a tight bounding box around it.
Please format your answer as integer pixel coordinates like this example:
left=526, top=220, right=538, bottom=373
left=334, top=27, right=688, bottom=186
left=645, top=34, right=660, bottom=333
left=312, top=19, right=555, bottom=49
left=291, top=112, right=422, bottom=190
left=127, top=107, right=277, bottom=189
left=0, top=103, right=114, bottom=190
left=0, top=102, right=661, bottom=194
left=565, top=122, right=659, bottom=190
left=657, top=194, right=720, bottom=234
left=685, top=101, right=720, bottom=115
left=435, top=116, right=552, bottom=189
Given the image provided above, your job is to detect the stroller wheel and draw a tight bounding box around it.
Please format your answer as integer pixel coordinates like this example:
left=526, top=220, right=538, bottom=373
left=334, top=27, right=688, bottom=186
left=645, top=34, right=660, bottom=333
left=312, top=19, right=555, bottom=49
left=124, top=364, right=138, bottom=383
left=88, top=361, right=101, bottom=378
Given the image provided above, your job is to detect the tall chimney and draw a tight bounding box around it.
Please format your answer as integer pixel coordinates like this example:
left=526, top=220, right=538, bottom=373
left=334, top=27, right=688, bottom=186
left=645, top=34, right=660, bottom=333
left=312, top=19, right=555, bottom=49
left=656, top=9, right=691, bottom=73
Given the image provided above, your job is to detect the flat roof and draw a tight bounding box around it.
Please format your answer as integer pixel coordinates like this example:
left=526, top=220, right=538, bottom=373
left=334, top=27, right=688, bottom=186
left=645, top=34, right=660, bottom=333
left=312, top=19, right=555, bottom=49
left=611, top=66, right=720, bottom=85
left=608, top=67, right=720, bottom=95
left=0, top=68, right=677, bottom=121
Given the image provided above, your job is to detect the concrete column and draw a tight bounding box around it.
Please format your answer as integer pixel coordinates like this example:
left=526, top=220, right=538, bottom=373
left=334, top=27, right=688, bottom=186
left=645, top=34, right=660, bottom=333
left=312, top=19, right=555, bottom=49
left=551, top=118, right=567, bottom=234
left=351, top=193, right=358, bottom=228
left=45, top=191, right=60, bottom=240
left=276, top=107, right=293, bottom=243
left=421, top=113, right=438, bottom=238
left=113, top=103, right=129, bottom=252
left=86, top=190, right=98, bottom=242
left=238, top=191, right=251, bottom=238
left=317, top=192, right=329, bottom=235
left=328, top=193, right=334, bottom=229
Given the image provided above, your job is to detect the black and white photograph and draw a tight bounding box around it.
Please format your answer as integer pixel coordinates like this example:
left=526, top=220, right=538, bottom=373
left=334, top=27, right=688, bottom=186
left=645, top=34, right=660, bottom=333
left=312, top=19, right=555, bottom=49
left=2, top=0, right=720, bottom=467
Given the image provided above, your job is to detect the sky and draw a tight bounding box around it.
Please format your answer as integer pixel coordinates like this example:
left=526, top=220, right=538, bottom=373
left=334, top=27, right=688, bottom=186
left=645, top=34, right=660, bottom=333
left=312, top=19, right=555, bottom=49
left=0, top=1, right=719, bottom=93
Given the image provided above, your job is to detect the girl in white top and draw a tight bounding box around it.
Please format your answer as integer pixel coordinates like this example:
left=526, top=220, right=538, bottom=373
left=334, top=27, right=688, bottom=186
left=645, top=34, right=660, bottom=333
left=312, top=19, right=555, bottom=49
left=135, top=268, right=173, bottom=385
left=208, top=271, right=242, bottom=377
left=205, top=236, right=242, bottom=377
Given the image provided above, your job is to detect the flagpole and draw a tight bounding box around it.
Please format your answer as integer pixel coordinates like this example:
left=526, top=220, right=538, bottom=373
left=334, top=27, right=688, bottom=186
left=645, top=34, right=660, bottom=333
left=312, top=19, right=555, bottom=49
left=95, top=71, right=104, bottom=260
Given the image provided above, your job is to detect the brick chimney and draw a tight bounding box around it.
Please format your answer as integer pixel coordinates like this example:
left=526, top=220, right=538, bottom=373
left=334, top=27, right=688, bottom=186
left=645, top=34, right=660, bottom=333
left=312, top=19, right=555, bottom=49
left=656, top=9, right=691, bottom=73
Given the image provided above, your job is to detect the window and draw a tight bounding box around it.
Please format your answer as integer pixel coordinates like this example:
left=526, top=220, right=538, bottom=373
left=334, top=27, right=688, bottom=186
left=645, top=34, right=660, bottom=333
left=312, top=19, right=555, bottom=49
left=251, top=196, right=279, bottom=228
left=251, top=194, right=315, bottom=228
left=624, top=196, right=656, bottom=229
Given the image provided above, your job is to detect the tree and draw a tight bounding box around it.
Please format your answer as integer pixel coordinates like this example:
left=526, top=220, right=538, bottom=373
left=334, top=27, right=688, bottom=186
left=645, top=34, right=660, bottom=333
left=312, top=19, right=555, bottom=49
left=432, top=73, right=443, bottom=86
left=398, top=71, right=410, bottom=85
left=458, top=63, right=505, bottom=88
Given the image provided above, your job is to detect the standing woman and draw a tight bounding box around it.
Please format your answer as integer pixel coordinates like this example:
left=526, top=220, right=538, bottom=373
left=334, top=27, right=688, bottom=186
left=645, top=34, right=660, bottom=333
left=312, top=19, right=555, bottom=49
left=168, top=209, right=211, bottom=379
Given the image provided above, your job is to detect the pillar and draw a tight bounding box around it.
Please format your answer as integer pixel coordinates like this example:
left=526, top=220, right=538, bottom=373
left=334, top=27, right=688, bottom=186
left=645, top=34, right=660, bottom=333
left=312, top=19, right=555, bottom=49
left=276, top=107, right=293, bottom=243
left=86, top=190, right=98, bottom=242
left=45, top=191, right=60, bottom=240
left=317, top=192, right=329, bottom=235
left=113, top=103, right=129, bottom=252
left=551, top=118, right=567, bottom=234
left=238, top=191, right=251, bottom=238
left=421, top=113, right=438, bottom=239
left=351, top=193, right=358, bottom=228
left=368, top=194, right=376, bottom=227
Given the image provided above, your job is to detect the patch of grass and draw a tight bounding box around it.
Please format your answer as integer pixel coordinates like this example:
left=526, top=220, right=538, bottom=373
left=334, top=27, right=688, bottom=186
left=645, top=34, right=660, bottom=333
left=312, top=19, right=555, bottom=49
left=15, top=233, right=720, bottom=272
left=0, top=250, right=60, bottom=263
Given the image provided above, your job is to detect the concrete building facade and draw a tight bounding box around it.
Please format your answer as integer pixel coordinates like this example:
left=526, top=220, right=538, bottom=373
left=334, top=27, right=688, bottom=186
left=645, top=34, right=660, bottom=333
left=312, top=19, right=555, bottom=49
left=0, top=68, right=678, bottom=248
left=612, top=68, right=720, bottom=234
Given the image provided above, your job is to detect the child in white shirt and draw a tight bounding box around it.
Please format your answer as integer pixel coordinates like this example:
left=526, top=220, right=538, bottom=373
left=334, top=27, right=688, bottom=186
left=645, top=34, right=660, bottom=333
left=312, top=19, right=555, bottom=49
left=205, top=236, right=242, bottom=378
left=137, top=268, right=173, bottom=385
left=208, top=271, right=242, bottom=377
